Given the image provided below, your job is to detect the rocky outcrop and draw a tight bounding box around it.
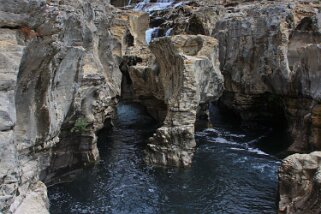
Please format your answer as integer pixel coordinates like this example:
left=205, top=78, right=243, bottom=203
left=148, top=2, right=224, bottom=37
left=140, top=0, right=321, bottom=209
left=212, top=2, right=321, bottom=212
left=0, top=0, right=122, bottom=212
left=215, top=1, right=321, bottom=152
left=126, top=35, right=224, bottom=166
left=0, top=0, right=320, bottom=213
left=279, top=152, right=321, bottom=214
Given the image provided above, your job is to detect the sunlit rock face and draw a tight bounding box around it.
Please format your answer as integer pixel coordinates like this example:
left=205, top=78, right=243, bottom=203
left=0, top=28, right=25, bottom=213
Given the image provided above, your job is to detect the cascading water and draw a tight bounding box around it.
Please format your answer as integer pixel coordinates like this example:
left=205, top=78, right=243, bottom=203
left=135, top=0, right=178, bottom=44
left=165, top=28, right=173, bottom=36
left=134, top=0, right=176, bottom=13
left=145, top=27, right=159, bottom=45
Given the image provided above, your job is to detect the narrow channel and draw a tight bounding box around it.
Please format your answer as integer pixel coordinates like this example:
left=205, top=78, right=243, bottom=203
left=48, top=102, right=284, bottom=213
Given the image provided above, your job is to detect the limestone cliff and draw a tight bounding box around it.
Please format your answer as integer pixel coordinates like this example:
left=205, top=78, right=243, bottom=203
left=215, top=1, right=321, bottom=153
left=0, top=0, right=122, bottom=212
left=0, top=0, right=321, bottom=213
left=123, top=0, right=321, bottom=212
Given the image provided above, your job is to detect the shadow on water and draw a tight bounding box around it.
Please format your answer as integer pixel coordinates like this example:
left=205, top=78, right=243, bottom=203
left=48, top=101, right=284, bottom=214
left=207, top=102, right=291, bottom=158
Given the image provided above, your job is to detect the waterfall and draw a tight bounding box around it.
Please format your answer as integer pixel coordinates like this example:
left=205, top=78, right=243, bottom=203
left=134, top=0, right=175, bottom=12
left=145, top=27, right=159, bottom=45
left=165, top=28, right=173, bottom=36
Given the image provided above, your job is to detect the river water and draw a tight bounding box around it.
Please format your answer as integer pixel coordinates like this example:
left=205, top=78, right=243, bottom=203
left=48, top=102, right=283, bottom=214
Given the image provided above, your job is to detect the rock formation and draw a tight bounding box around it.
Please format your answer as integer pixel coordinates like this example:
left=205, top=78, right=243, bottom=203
left=279, top=152, right=321, bottom=214
left=0, top=0, right=122, bottom=212
left=128, top=35, right=224, bottom=166
left=126, top=0, right=321, bottom=211
left=215, top=1, right=321, bottom=153
left=0, top=0, right=321, bottom=213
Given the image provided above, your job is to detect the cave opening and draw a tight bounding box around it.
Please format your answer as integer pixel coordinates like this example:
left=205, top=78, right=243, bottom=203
left=96, top=101, right=158, bottom=159
left=213, top=92, right=292, bottom=157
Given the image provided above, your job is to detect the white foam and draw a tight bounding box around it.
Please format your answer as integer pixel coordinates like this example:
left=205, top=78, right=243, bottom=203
left=207, top=137, right=239, bottom=146
left=230, top=146, right=270, bottom=157
left=230, top=147, right=244, bottom=151
left=204, top=128, right=246, bottom=138
left=165, top=28, right=173, bottom=36
left=247, top=147, right=270, bottom=156
left=145, top=27, right=159, bottom=45
left=134, top=0, right=175, bottom=12
left=204, top=128, right=220, bottom=134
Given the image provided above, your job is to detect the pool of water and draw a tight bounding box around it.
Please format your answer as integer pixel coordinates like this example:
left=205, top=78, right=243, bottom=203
left=48, top=102, right=282, bottom=214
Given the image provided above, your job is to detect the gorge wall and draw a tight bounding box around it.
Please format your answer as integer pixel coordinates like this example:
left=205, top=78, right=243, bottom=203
left=0, top=0, right=320, bottom=213
left=0, top=0, right=122, bottom=212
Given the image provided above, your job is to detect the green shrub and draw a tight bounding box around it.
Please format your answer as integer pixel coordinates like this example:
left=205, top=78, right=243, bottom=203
left=71, top=117, right=89, bottom=133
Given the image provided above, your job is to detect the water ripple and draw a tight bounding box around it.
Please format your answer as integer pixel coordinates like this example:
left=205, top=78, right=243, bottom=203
left=49, top=102, right=280, bottom=214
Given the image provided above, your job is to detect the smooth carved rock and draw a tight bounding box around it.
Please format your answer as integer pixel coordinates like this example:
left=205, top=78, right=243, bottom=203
left=142, top=35, right=224, bottom=167
left=279, top=152, right=321, bottom=214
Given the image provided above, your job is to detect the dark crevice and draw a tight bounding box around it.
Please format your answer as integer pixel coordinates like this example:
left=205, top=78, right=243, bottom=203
left=119, top=56, right=142, bottom=99
left=187, top=15, right=206, bottom=35
left=296, top=17, right=314, bottom=31
left=216, top=92, right=292, bottom=157
left=125, top=30, right=134, bottom=47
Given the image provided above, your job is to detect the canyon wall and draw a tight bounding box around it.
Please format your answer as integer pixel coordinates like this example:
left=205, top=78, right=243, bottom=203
left=125, top=0, right=321, bottom=212
left=215, top=1, right=321, bottom=153
left=0, top=0, right=122, bottom=212
left=0, top=0, right=320, bottom=213
left=213, top=1, right=321, bottom=213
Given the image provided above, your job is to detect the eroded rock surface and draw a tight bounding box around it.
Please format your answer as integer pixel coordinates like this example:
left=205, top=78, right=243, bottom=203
left=0, top=0, right=122, bottom=212
left=126, top=35, right=224, bottom=166
left=0, top=0, right=321, bottom=213
left=215, top=1, right=321, bottom=152
left=279, top=152, right=321, bottom=214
